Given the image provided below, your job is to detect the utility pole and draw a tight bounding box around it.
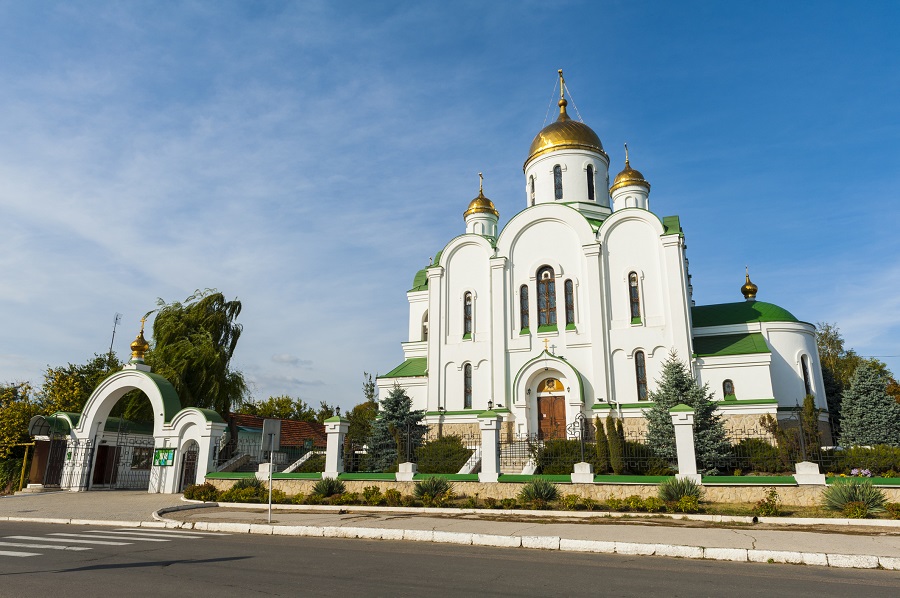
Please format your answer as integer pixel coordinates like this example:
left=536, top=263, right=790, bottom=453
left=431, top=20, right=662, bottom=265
left=108, top=313, right=122, bottom=356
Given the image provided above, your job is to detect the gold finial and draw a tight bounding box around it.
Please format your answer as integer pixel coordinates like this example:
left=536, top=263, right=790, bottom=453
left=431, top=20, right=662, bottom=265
left=557, top=69, right=569, bottom=119
left=558, top=69, right=565, bottom=100
left=478, top=172, right=483, bottom=194
left=130, top=318, right=150, bottom=362
left=624, top=142, right=630, bottom=166
left=741, top=266, right=758, bottom=301
left=139, top=316, right=146, bottom=334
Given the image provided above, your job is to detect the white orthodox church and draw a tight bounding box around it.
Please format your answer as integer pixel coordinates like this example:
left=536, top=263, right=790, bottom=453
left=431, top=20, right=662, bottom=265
left=377, top=72, right=827, bottom=440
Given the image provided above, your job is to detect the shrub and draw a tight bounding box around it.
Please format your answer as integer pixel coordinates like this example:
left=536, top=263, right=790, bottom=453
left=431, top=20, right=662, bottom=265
left=843, top=501, right=869, bottom=519
left=594, top=416, right=610, bottom=474
left=483, top=497, right=498, bottom=509
left=416, top=435, right=474, bottom=474
left=531, top=439, right=587, bottom=475
left=312, top=477, right=346, bottom=497
left=183, top=482, right=219, bottom=502
left=658, top=477, right=702, bottom=503
left=291, top=493, right=306, bottom=505
left=622, top=442, right=674, bottom=476
left=832, top=446, right=900, bottom=476
left=500, top=498, right=517, bottom=510
left=624, top=495, right=645, bottom=512
left=413, top=477, right=454, bottom=507
left=233, top=477, right=264, bottom=490
left=753, top=488, right=781, bottom=517
left=885, top=502, right=900, bottom=519
left=643, top=496, right=665, bottom=513
left=732, top=438, right=781, bottom=474
left=605, top=498, right=625, bottom=511
left=822, top=479, right=886, bottom=515
left=518, top=479, right=560, bottom=505
left=293, top=453, right=325, bottom=473
left=362, top=485, right=384, bottom=506
left=582, top=497, right=599, bottom=511
left=383, top=488, right=402, bottom=507
left=607, top=414, right=625, bottom=475
left=673, top=495, right=700, bottom=513
left=400, top=494, right=418, bottom=507
left=561, top=494, right=582, bottom=510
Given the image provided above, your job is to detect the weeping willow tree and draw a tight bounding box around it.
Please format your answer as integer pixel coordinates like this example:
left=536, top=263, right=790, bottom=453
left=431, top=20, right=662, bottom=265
left=145, top=289, right=247, bottom=416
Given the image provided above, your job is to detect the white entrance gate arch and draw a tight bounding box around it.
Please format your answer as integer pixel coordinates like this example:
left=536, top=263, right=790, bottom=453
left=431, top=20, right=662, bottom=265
left=58, top=363, right=226, bottom=494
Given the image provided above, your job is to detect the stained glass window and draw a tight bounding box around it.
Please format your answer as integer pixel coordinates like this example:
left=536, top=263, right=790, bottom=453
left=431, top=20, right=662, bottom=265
left=553, top=164, right=563, bottom=200
left=635, top=351, right=648, bottom=401
left=464, top=292, right=472, bottom=336
left=537, top=267, right=556, bottom=327
left=587, top=164, right=595, bottom=200
left=520, top=285, right=529, bottom=330
left=801, top=355, right=813, bottom=396
left=529, top=175, right=535, bottom=205
left=564, top=279, right=574, bottom=326
left=629, top=272, right=641, bottom=321
left=723, top=379, right=735, bottom=398
left=464, top=363, right=472, bottom=409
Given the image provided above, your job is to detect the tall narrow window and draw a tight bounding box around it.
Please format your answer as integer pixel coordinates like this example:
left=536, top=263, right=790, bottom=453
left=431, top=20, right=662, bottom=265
left=586, top=164, right=595, bottom=200
left=635, top=351, right=648, bottom=400
left=463, top=292, right=473, bottom=338
left=519, top=285, right=529, bottom=331
left=553, top=164, right=563, bottom=199
left=421, top=310, right=428, bottom=341
left=628, top=272, right=641, bottom=323
left=464, top=363, right=472, bottom=409
left=723, top=379, right=735, bottom=399
left=537, top=267, right=556, bottom=327
left=801, top=355, right=813, bottom=396
left=529, top=175, right=535, bottom=205
left=564, top=279, right=575, bottom=326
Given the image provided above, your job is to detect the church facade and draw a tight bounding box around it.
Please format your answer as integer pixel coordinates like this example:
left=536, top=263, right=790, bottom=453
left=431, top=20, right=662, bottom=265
left=377, top=73, right=826, bottom=440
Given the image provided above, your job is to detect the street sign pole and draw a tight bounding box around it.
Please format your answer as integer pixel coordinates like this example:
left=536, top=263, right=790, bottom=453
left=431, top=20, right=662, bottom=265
left=268, top=433, right=274, bottom=523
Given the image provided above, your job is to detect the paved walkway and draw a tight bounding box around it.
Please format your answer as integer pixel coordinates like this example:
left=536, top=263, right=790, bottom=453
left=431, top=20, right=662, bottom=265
left=3, top=491, right=900, bottom=572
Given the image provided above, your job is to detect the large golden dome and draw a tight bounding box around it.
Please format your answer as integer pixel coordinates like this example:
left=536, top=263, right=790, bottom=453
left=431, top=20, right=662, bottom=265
left=525, top=98, right=604, bottom=168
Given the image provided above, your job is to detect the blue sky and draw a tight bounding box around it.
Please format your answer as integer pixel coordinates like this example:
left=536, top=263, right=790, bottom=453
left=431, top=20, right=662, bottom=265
left=1, top=1, right=898, bottom=411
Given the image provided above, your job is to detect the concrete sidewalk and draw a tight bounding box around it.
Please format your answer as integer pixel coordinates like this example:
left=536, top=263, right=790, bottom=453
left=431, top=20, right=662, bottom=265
left=3, top=491, right=900, bottom=572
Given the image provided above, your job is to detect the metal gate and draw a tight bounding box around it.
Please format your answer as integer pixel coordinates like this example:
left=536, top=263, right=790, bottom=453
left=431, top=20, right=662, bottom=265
left=43, top=435, right=94, bottom=490
left=93, top=425, right=155, bottom=490
left=178, top=443, right=199, bottom=492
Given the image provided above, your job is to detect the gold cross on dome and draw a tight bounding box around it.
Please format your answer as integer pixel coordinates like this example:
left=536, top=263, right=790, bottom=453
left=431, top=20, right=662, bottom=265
left=543, top=338, right=549, bottom=352
left=139, top=316, right=147, bottom=333
left=478, top=172, right=483, bottom=194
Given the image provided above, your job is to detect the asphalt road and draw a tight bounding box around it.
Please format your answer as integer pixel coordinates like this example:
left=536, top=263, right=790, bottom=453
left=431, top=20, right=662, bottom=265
left=0, top=522, right=898, bottom=597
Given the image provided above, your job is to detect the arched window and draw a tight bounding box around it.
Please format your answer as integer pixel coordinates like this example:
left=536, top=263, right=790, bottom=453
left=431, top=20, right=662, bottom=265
left=564, top=279, right=575, bottom=326
left=801, top=355, right=813, bottom=396
left=537, top=266, right=556, bottom=327
left=421, top=310, right=428, bottom=342
left=628, top=272, right=641, bottom=323
left=519, top=285, right=529, bottom=331
left=529, top=175, right=535, bottom=205
left=464, top=363, right=472, bottom=409
left=635, top=351, right=648, bottom=400
left=463, top=292, right=473, bottom=338
left=723, top=379, right=735, bottom=399
left=553, top=164, right=563, bottom=200
left=586, top=164, right=595, bottom=201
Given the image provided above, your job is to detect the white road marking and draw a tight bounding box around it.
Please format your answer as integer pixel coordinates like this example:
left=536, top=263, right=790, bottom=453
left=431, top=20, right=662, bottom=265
left=0, top=541, right=90, bottom=551
left=51, top=533, right=169, bottom=542
left=115, top=528, right=229, bottom=536
left=0, top=550, right=40, bottom=557
left=6, top=536, right=131, bottom=546
left=91, top=530, right=202, bottom=539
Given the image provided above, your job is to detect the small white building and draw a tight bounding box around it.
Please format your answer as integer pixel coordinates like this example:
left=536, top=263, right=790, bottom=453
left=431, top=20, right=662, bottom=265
left=377, top=72, right=826, bottom=441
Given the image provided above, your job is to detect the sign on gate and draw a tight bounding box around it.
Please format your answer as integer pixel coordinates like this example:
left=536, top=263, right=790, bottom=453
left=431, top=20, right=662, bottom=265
left=153, top=448, right=175, bottom=466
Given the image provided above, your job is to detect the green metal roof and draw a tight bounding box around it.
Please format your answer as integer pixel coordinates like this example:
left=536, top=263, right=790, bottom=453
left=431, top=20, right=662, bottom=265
left=379, top=357, right=428, bottom=379
left=691, top=301, right=799, bottom=328
left=662, top=215, right=682, bottom=236
left=693, top=332, right=771, bottom=357
left=410, top=268, right=428, bottom=292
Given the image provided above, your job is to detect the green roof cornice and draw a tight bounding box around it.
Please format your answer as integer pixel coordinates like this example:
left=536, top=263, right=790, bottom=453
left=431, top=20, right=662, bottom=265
left=661, top=215, right=683, bottom=236
left=691, top=301, right=799, bottom=328
left=378, top=357, right=427, bottom=379
left=692, top=332, right=770, bottom=357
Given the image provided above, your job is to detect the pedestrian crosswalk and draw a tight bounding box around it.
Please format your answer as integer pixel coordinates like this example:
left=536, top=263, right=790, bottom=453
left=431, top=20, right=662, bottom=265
left=1, top=527, right=226, bottom=559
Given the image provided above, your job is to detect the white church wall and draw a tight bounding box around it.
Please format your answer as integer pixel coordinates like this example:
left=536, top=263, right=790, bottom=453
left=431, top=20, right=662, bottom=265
left=609, top=345, right=664, bottom=404
left=764, top=323, right=827, bottom=410
left=695, top=354, right=774, bottom=401
left=524, top=149, right=609, bottom=207
left=406, top=290, right=428, bottom=342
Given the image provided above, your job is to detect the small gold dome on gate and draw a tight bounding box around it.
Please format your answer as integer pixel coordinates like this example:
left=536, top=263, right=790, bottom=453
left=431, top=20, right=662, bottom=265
left=130, top=321, right=150, bottom=360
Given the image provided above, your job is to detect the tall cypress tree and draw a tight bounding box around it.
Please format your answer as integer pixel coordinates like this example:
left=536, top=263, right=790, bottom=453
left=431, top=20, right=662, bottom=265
left=840, top=362, right=900, bottom=447
left=607, top=413, right=624, bottom=474
left=594, top=415, right=609, bottom=473
left=645, top=351, right=729, bottom=474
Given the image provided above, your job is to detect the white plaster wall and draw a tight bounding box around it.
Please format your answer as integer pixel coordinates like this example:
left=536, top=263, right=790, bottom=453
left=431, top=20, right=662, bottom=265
left=524, top=149, right=610, bottom=208
left=695, top=355, right=775, bottom=401
left=764, top=323, right=827, bottom=410
left=406, top=291, right=428, bottom=342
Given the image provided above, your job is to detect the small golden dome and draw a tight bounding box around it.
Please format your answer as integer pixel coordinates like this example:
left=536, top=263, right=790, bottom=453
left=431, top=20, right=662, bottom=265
left=464, top=173, right=499, bottom=219
left=741, top=268, right=758, bottom=301
left=610, top=146, right=650, bottom=193
left=130, top=319, right=150, bottom=361
left=524, top=70, right=605, bottom=168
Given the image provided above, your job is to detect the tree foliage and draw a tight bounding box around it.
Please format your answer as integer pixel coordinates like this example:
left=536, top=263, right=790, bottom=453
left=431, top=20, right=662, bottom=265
left=40, top=353, right=121, bottom=415
left=840, top=362, right=900, bottom=447
left=0, top=383, right=39, bottom=460
left=236, top=395, right=317, bottom=421
left=644, top=351, right=729, bottom=474
left=147, top=289, right=247, bottom=415
left=346, top=373, right=378, bottom=445
left=366, top=384, right=426, bottom=472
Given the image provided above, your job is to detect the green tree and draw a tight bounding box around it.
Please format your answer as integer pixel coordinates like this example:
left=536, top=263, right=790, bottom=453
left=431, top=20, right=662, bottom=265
left=367, top=384, right=426, bottom=472
left=840, top=362, right=900, bottom=447
left=39, top=353, right=121, bottom=415
left=235, top=395, right=316, bottom=421
left=606, top=413, right=624, bottom=475
left=146, top=289, right=247, bottom=415
left=593, top=415, right=609, bottom=474
left=346, top=373, right=378, bottom=445
left=0, top=383, right=38, bottom=460
left=645, top=351, right=729, bottom=474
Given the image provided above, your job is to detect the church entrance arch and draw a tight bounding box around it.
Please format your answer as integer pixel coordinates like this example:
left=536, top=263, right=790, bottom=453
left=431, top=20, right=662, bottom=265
left=536, top=378, right=565, bottom=439
left=178, top=440, right=200, bottom=492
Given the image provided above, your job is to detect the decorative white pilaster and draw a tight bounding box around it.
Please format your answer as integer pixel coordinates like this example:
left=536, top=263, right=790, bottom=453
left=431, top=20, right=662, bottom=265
left=323, top=416, right=349, bottom=480
left=793, top=461, right=826, bottom=485
left=669, top=404, right=701, bottom=483
left=478, top=411, right=502, bottom=483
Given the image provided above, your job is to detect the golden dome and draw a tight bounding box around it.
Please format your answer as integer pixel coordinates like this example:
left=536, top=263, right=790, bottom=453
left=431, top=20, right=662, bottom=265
left=525, top=98, right=604, bottom=168
left=741, top=268, right=758, bottom=301
left=464, top=173, right=499, bottom=219
left=130, top=318, right=150, bottom=361
left=610, top=146, right=650, bottom=193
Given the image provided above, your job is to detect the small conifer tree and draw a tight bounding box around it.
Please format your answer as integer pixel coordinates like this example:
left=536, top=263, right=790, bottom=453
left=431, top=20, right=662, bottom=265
left=645, top=351, right=730, bottom=474
left=594, top=416, right=609, bottom=473
left=607, top=413, right=625, bottom=474
left=367, top=384, right=427, bottom=471
left=840, top=362, right=900, bottom=447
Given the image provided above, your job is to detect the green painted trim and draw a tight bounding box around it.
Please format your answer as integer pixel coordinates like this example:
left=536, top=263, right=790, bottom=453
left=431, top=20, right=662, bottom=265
left=565, top=323, right=576, bottom=331
left=272, top=472, right=323, bottom=479
left=670, top=403, right=694, bottom=413
left=595, top=475, right=672, bottom=484
left=177, top=407, right=226, bottom=424
left=337, top=473, right=397, bottom=481
left=379, top=357, right=428, bottom=379
left=412, top=474, right=480, bottom=481
left=631, top=316, right=641, bottom=325
left=425, top=408, right=509, bottom=416
left=462, top=333, right=472, bottom=340
left=537, top=324, right=558, bottom=333
left=519, top=328, right=530, bottom=335
left=702, top=476, right=796, bottom=485
left=723, top=394, right=737, bottom=402
left=323, top=416, right=348, bottom=423
left=602, top=402, right=652, bottom=409
left=591, top=404, right=612, bottom=410
left=205, top=472, right=257, bottom=479
left=478, top=410, right=499, bottom=418
left=722, top=398, right=777, bottom=406
left=826, top=476, right=900, bottom=486
left=585, top=217, right=605, bottom=229
left=499, top=474, right=572, bottom=483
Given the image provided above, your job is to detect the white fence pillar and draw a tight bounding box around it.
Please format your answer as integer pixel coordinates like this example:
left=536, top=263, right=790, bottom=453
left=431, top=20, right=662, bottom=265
left=478, top=411, right=501, bottom=483
left=323, top=416, right=349, bottom=480
left=669, top=404, right=701, bottom=483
